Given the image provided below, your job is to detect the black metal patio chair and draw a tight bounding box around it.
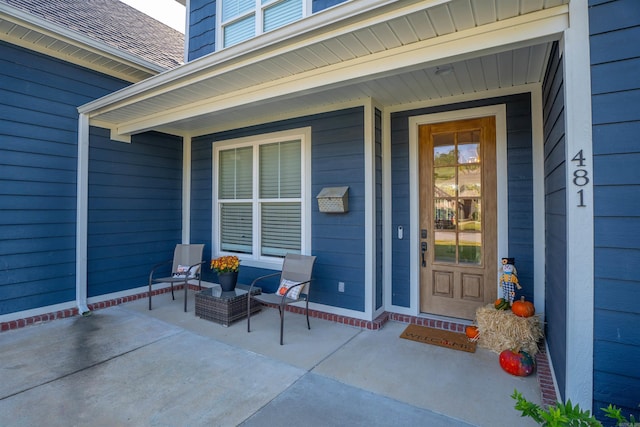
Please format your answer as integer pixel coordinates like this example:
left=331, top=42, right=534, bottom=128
left=148, top=244, right=205, bottom=312
left=247, top=253, right=316, bottom=345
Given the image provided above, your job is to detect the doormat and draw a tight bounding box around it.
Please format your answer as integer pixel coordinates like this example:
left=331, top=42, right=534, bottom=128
left=400, top=324, right=476, bottom=353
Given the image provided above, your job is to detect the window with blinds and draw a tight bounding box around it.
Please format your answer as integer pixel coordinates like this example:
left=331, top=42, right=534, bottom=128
left=216, top=136, right=303, bottom=259
left=220, top=0, right=305, bottom=48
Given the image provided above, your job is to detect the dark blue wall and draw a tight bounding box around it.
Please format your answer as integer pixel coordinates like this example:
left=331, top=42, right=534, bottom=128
left=542, top=41, right=567, bottom=402
left=190, top=134, right=214, bottom=281
left=0, top=41, right=129, bottom=315
left=312, top=0, right=348, bottom=13
left=87, top=129, right=183, bottom=297
left=188, top=0, right=216, bottom=61
left=191, top=107, right=367, bottom=311
left=590, top=0, right=640, bottom=420
left=390, top=94, right=534, bottom=308
left=375, top=108, right=383, bottom=310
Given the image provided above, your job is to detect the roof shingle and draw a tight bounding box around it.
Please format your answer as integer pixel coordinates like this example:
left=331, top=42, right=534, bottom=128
left=2, top=0, right=184, bottom=69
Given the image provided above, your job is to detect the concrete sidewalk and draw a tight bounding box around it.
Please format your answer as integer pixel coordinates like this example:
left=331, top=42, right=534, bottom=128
left=0, top=295, right=541, bottom=426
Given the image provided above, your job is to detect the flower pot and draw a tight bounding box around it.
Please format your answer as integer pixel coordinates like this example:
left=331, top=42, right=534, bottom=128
left=218, top=271, right=238, bottom=292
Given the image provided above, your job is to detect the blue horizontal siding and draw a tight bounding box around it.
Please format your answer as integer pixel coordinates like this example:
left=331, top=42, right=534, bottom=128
left=589, top=0, right=640, bottom=34
left=592, top=58, right=640, bottom=95
left=595, top=309, right=640, bottom=347
left=593, top=370, right=640, bottom=416
left=87, top=129, right=183, bottom=297
left=389, top=114, right=411, bottom=307
left=594, top=247, right=640, bottom=283
left=192, top=107, right=366, bottom=311
left=595, top=217, right=640, bottom=249
left=542, top=40, right=567, bottom=401
left=595, top=278, right=640, bottom=314
left=188, top=0, right=216, bottom=60
left=188, top=1, right=216, bottom=58
left=590, top=0, right=640, bottom=421
left=594, top=186, right=640, bottom=217
left=589, top=23, right=640, bottom=67
left=312, top=0, right=348, bottom=13
left=375, top=108, right=383, bottom=310
left=592, top=90, right=640, bottom=125
left=0, top=41, right=129, bottom=315
left=593, top=121, right=640, bottom=156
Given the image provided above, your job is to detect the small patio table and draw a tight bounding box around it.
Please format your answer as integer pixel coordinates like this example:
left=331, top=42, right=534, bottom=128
left=195, top=284, right=261, bottom=327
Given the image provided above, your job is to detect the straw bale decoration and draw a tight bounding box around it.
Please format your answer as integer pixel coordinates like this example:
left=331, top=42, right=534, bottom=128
left=475, top=305, right=543, bottom=356
left=468, top=257, right=544, bottom=361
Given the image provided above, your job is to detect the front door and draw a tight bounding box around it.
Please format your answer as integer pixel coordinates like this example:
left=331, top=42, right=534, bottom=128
left=419, top=116, right=497, bottom=320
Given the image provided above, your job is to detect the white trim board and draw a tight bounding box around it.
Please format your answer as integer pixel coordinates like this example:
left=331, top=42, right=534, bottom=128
left=560, top=0, right=594, bottom=410
left=363, top=99, right=376, bottom=321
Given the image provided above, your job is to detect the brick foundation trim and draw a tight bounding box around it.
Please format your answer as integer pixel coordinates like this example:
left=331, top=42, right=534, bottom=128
left=535, top=345, right=558, bottom=408
left=260, top=301, right=390, bottom=330
left=0, top=285, right=181, bottom=332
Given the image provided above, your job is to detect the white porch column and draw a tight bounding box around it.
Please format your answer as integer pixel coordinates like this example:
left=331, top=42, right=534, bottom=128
left=75, top=113, right=90, bottom=314
left=182, top=135, right=192, bottom=244
left=562, top=0, right=594, bottom=409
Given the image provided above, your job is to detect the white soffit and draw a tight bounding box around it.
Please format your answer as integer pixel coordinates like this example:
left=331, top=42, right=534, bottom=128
left=80, top=0, right=569, bottom=137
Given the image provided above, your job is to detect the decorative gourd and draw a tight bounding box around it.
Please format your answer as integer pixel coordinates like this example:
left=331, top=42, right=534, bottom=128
left=494, top=298, right=510, bottom=310
left=465, top=325, right=479, bottom=340
left=512, top=296, right=535, bottom=318
left=499, top=349, right=535, bottom=376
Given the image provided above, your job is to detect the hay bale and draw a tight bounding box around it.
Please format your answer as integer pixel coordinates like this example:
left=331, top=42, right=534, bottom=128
left=475, top=305, right=543, bottom=356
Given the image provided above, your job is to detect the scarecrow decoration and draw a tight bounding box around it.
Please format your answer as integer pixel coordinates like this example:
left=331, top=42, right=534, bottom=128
left=499, top=257, right=522, bottom=306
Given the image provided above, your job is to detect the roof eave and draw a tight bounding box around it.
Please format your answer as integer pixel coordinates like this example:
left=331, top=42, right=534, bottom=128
left=78, top=0, right=446, bottom=114
left=0, top=2, right=167, bottom=83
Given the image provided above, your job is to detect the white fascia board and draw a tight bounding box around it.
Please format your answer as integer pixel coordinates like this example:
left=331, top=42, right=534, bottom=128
left=113, top=6, right=567, bottom=137
left=180, top=98, right=369, bottom=137
left=0, top=3, right=165, bottom=77
left=78, top=0, right=450, bottom=115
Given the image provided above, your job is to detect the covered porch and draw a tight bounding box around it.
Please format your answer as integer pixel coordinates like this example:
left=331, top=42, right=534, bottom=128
left=0, top=291, right=543, bottom=426
left=74, top=0, right=593, bottom=412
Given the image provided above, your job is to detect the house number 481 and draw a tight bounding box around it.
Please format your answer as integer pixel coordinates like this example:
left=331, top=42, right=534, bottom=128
left=571, top=149, right=589, bottom=207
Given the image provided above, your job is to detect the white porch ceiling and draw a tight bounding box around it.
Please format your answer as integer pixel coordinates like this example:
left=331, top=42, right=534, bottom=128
left=80, top=0, right=570, bottom=138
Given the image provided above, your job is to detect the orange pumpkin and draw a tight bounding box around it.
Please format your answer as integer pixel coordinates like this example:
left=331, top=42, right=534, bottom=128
left=465, top=325, right=479, bottom=340
left=512, top=296, right=535, bottom=317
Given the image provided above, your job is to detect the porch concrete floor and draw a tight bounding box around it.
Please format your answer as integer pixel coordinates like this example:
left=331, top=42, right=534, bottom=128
left=0, top=290, right=541, bottom=426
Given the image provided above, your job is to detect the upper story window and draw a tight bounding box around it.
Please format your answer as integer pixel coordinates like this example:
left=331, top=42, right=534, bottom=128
left=220, top=0, right=307, bottom=48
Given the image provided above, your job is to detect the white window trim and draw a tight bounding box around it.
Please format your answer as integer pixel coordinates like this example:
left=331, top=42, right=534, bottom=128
left=216, top=0, right=312, bottom=49
left=212, top=127, right=312, bottom=270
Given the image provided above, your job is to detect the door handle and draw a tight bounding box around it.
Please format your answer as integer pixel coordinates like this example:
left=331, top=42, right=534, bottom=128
left=421, top=242, right=427, bottom=267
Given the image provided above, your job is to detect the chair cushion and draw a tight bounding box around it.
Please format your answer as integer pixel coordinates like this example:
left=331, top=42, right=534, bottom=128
left=173, top=264, right=198, bottom=279
left=276, top=279, right=303, bottom=300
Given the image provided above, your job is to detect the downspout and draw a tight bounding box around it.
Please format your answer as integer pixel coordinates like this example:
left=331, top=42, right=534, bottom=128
left=76, top=113, right=90, bottom=315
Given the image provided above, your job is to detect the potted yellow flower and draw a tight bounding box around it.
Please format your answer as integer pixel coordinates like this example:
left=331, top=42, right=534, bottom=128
left=210, top=255, right=240, bottom=291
